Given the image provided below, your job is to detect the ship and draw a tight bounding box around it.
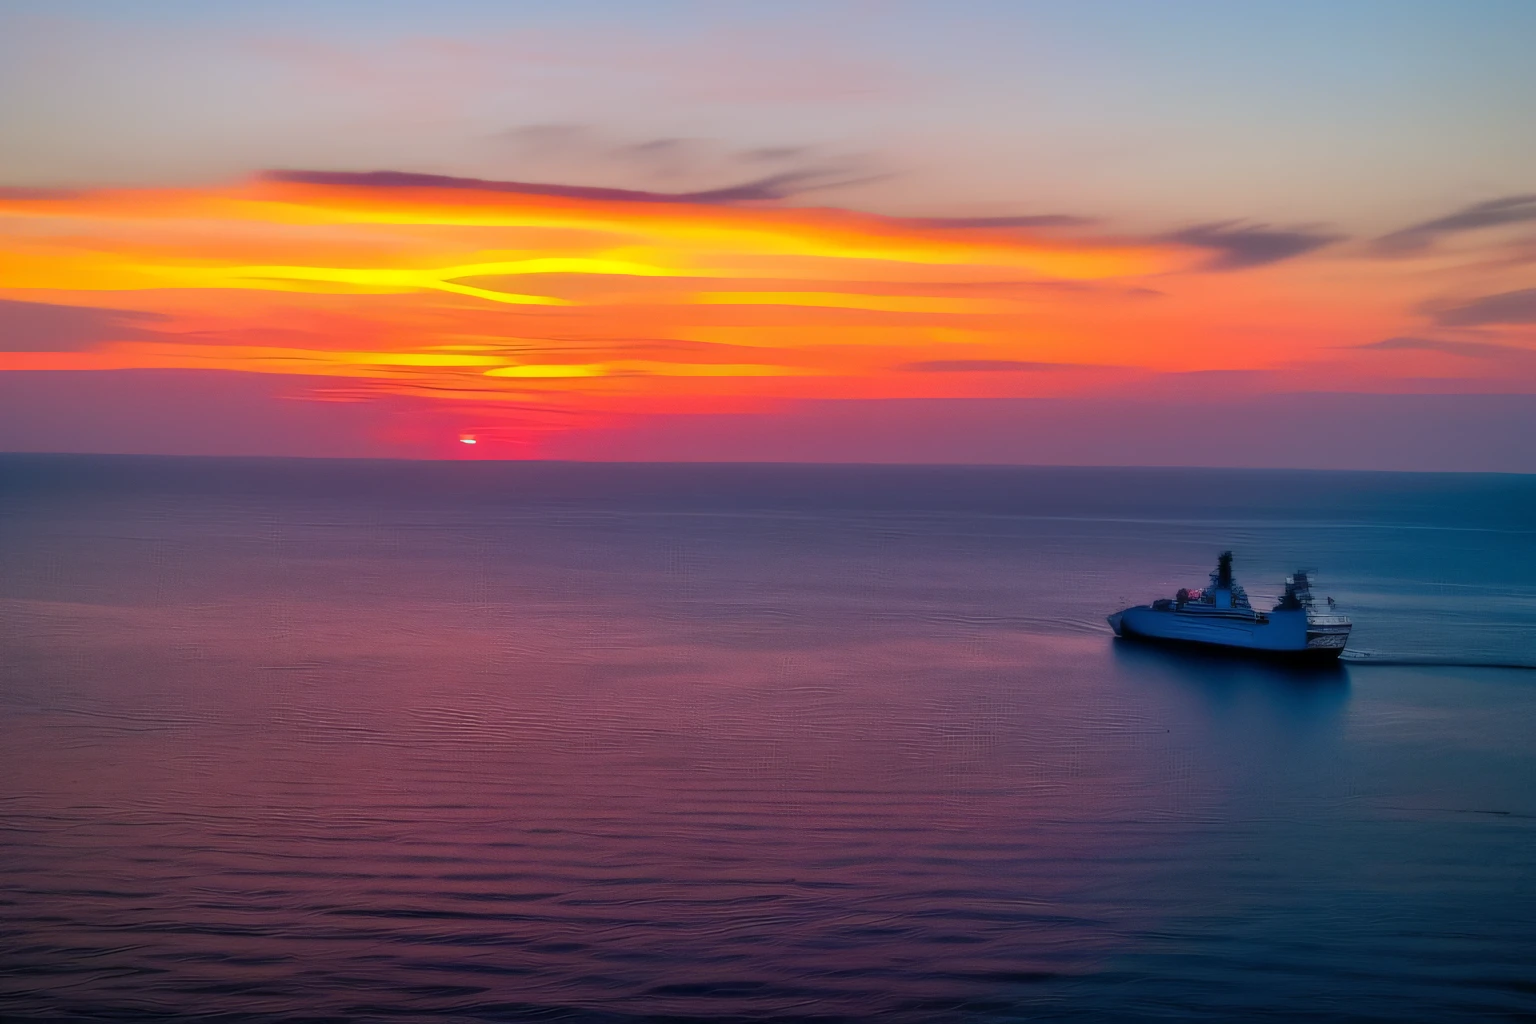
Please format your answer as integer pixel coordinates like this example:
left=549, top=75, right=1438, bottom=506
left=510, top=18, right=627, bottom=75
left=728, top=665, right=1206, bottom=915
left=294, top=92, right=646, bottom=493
left=1107, top=551, right=1351, bottom=660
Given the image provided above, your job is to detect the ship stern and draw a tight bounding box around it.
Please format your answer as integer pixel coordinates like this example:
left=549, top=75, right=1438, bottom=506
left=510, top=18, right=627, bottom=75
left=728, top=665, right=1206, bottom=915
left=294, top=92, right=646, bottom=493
left=1304, top=613, right=1352, bottom=657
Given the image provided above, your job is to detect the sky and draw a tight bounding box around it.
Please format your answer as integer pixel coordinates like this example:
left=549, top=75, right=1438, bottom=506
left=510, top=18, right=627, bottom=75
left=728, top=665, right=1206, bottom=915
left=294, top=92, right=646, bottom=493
left=2, top=0, right=1534, bottom=468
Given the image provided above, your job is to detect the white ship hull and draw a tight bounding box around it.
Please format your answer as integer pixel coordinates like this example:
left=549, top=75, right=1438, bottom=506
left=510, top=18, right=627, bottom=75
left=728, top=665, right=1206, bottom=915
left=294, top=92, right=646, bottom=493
left=1108, top=604, right=1350, bottom=660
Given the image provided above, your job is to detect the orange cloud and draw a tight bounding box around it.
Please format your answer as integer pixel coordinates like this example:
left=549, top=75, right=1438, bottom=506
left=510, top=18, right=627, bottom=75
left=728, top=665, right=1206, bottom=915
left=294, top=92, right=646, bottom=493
left=0, top=171, right=1497, bottom=456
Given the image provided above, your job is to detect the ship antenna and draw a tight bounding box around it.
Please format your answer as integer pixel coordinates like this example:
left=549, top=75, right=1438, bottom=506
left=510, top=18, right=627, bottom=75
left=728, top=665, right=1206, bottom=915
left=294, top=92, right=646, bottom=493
left=1217, top=550, right=1233, bottom=589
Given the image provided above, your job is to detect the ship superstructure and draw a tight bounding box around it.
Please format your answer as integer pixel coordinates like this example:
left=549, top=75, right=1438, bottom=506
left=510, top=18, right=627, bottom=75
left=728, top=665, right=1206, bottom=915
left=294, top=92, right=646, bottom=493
left=1107, top=551, right=1351, bottom=659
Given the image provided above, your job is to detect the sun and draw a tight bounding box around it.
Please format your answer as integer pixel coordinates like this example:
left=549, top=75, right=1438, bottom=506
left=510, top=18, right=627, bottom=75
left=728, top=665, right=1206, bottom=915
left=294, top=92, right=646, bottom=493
left=459, top=435, right=477, bottom=445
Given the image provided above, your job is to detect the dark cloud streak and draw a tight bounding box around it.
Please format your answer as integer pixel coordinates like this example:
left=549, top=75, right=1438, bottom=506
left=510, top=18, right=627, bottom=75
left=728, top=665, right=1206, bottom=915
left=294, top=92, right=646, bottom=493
left=262, top=167, right=880, bottom=204
left=1164, top=221, right=1342, bottom=270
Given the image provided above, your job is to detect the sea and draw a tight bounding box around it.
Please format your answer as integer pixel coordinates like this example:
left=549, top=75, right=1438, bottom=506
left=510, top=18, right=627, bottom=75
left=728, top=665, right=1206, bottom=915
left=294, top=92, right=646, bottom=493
left=1, top=454, right=1533, bottom=1023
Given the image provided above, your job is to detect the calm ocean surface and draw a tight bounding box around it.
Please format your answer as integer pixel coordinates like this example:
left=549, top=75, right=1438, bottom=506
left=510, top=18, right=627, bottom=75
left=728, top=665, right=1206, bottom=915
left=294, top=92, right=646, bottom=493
left=1, top=455, right=1533, bottom=1023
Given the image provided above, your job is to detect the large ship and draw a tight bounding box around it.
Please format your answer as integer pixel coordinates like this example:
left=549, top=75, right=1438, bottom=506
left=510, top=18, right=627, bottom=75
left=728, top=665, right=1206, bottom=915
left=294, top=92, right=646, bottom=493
left=1107, top=551, right=1351, bottom=660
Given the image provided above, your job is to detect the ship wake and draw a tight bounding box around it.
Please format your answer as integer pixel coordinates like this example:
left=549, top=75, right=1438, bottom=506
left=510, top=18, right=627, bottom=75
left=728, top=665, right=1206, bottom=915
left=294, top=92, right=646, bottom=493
left=1340, top=650, right=1536, bottom=671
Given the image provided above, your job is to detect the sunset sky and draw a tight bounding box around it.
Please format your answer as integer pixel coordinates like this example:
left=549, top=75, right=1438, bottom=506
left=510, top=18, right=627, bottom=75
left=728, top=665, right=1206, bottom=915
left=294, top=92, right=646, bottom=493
left=3, top=1, right=1534, bottom=468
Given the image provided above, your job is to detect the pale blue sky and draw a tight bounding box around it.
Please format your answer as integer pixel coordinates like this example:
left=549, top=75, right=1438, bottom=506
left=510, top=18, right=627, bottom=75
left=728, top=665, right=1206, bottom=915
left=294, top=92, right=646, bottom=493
left=2, top=0, right=1533, bottom=230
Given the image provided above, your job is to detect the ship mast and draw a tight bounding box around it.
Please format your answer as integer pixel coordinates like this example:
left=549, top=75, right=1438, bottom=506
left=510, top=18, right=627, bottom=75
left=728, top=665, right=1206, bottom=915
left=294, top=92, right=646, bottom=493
left=1215, top=551, right=1234, bottom=589
left=1208, top=550, right=1250, bottom=609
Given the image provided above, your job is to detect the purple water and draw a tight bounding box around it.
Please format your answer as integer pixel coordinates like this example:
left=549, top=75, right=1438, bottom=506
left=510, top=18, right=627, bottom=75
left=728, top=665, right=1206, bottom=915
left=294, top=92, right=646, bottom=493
left=2, top=456, right=1534, bottom=1021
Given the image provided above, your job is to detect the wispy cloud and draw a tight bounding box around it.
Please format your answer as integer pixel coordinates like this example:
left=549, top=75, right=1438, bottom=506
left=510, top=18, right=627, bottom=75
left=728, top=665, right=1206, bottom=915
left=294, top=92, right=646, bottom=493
left=487, top=125, right=884, bottom=198
left=897, top=360, right=1089, bottom=373
left=909, top=215, right=1095, bottom=230
left=261, top=168, right=880, bottom=206
left=1345, top=336, right=1536, bottom=380
left=737, top=146, right=813, bottom=164
left=0, top=299, right=168, bottom=352
left=0, top=187, right=82, bottom=201
left=1424, top=288, right=1536, bottom=327
left=1375, top=195, right=1536, bottom=254
left=1352, top=336, right=1534, bottom=358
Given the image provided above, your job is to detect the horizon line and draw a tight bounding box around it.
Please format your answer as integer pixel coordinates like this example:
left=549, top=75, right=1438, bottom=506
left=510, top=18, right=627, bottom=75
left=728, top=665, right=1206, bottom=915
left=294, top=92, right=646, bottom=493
left=2, top=450, right=1531, bottom=477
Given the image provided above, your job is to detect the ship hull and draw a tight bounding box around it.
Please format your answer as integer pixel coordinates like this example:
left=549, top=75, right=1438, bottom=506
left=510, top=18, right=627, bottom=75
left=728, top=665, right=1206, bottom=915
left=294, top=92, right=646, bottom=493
left=1109, top=605, right=1349, bottom=661
left=1113, top=626, right=1347, bottom=662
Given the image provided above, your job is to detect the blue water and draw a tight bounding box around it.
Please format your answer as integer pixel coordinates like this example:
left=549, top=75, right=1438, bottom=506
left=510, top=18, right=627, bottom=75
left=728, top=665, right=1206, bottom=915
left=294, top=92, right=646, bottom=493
left=1, top=455, right=1533, bottom=1022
